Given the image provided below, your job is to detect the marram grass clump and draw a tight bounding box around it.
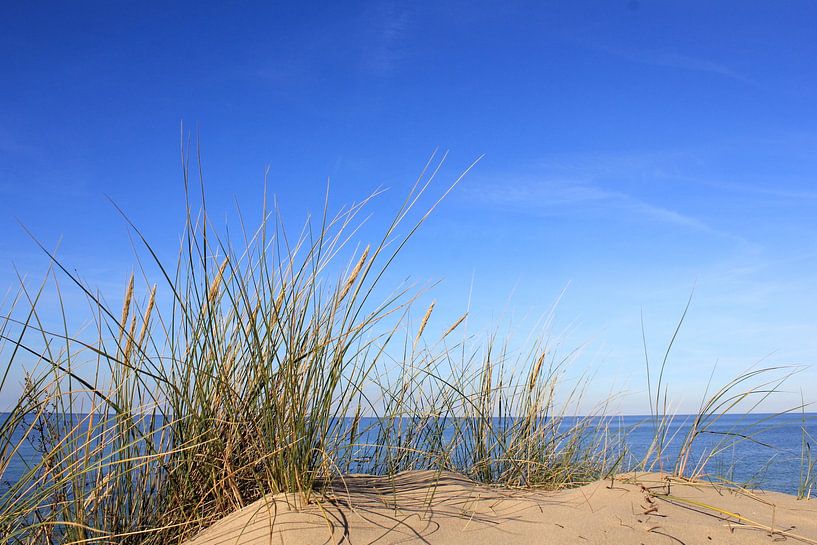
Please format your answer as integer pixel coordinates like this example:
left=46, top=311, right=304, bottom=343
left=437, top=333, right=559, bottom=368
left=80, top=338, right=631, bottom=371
left=0, top=153, right=804, bottom=544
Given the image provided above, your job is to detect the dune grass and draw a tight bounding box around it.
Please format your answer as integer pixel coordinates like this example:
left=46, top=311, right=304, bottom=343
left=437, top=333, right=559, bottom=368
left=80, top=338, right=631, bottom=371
left=0, top=152, right=809, bottom=544
left=799, top=399, right=816, bottom=500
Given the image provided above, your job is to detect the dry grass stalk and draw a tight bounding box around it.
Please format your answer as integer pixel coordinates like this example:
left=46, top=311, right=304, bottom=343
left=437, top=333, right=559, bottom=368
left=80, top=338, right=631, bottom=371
left=339, top=245, right=369, bottom=302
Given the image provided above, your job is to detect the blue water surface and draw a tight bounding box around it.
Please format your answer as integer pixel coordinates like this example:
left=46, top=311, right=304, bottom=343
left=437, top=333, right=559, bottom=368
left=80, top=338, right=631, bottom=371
left=2, top=412, right=814, bottom=496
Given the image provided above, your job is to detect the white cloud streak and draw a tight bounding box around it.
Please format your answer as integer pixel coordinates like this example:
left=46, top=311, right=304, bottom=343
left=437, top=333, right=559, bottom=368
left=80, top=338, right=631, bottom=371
left=471, top=179, right=712, bottom=232
left=596, top=44, right=756, bottom=85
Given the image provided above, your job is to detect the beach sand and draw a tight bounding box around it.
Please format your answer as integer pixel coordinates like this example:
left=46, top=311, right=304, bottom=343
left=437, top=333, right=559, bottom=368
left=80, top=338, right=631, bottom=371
left=184, top=471, right=817, bottom=545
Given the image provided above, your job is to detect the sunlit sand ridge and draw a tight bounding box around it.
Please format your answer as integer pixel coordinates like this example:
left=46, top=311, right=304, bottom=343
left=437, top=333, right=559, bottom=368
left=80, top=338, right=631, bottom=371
left=185, top=471, right=817, bottom=545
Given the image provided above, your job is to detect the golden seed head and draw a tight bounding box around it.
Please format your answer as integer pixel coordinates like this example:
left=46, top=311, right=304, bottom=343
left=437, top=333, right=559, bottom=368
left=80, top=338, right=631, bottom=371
left=415, top=300, right=435, bottom=345
left=137, top=284, right=157, bottom=349
left=339, top=245, right=369, bottom=302
left=119, top=273, right=135, bottom=336
left=208, top=257, right=230, bottom=302
left=442, top=312, right=468, bottom=339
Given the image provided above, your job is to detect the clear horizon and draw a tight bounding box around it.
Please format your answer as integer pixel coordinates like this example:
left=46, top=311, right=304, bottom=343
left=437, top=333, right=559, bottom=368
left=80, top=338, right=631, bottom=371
left=1, top=2, right=815, bottom=413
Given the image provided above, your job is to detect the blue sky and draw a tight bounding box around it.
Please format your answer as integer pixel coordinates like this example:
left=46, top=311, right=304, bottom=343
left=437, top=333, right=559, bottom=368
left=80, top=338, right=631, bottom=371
left=1, top=1, right=816, bottom=412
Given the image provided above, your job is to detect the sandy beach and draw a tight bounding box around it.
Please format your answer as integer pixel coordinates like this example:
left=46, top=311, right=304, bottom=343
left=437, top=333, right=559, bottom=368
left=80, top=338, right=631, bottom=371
left=184, top=471, right=817, bottom=545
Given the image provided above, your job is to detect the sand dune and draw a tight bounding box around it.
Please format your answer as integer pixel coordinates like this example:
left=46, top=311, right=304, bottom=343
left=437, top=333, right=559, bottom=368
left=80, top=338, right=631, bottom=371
left=184, top=471, right=817, bottom=545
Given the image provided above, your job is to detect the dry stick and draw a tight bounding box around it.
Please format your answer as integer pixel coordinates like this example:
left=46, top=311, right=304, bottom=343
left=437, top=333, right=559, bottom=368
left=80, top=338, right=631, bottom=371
left=654, top=493, right=817, bottom=545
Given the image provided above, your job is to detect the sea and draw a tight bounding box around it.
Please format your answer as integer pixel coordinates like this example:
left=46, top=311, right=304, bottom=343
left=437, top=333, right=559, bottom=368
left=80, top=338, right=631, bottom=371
left=2, top=412, right=815, bottom=496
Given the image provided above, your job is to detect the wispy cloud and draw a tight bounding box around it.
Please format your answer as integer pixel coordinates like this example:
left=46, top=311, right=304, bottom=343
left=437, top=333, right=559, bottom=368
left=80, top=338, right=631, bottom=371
left=680, top=176, right=817, bottom=202
left=531, top=149, right=697, bottom=181
left=361, top=1, right=413, bottom=76
left=230, top=2, right=414, bottom=91
left=471, top=179, right=712, bottom=231
left=592, top=44, right=755, bottom=85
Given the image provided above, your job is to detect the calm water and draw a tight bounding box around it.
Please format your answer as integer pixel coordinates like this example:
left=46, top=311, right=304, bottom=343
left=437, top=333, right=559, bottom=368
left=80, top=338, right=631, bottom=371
left=341, top=412, right=816, bottom=494
left=608, top=413, right=816, bottom=494
left=2, top=412, right=815, bottom=496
